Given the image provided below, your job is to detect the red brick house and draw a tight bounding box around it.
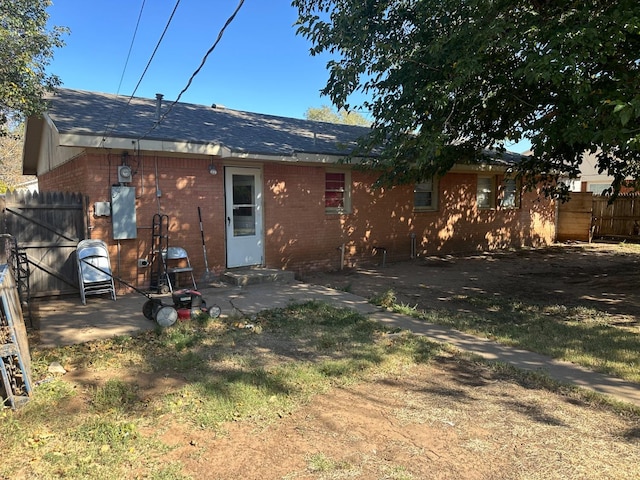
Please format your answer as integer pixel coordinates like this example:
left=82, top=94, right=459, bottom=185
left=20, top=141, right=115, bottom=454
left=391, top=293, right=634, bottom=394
left=22, top=88, right=555, bottom=290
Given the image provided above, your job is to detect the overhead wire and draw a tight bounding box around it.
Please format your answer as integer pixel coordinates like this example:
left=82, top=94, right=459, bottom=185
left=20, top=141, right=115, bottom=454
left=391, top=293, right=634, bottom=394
left=136, top=0, right=246, bottom=142
left=100, top=0, right=147, bottom=142
left=116, top=0, right=147, bottom=95
left=101, top=0, right=182, bottom=144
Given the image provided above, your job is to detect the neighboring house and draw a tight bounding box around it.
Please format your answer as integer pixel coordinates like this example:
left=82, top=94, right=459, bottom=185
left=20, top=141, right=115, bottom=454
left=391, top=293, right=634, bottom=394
left=575, top=151, right=614, bottom=194
left=569, top=151, right=636, bottom=195
left=22, top=88, right=555, bottom=289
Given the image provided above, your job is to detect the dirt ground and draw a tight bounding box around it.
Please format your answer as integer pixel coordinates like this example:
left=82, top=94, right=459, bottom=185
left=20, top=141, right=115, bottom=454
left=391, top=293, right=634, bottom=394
left=66, top=243, right=640, bottom=479
left=303, top=242, right=640, bottom=321
left=160, top=359, right=639, bottom=480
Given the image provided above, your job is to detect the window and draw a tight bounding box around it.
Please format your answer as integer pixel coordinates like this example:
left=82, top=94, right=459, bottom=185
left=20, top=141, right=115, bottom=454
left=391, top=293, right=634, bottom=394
left=414, top=178, right=438, bottom=210
left=499, top=178, right=520, bottom=208
left=477, top=176, right=496, bottom=209
left=588, top=183, right=610, bottom=195
left=325, top=171, right=351, bottom=213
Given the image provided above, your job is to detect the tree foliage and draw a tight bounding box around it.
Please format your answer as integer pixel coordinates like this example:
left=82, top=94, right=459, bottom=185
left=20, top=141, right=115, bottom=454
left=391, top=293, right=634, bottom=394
left=293, top=0, right=640, bottom=197
left=0, top=123, right=34, bottom=193
left=305, top=105, right=371, bottom=126
left=0, top=0, right=66, bottom=135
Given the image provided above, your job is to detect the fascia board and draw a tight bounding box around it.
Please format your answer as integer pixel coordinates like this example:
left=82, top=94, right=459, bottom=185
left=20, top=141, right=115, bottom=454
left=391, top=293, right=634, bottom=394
left=58, top=134, right=231, bottom=157
left=57, top=133, right=365, bottom=165
left=291, top=152, right=366, bottom=164
left=229, top=152, right=342, bottom=164
left=450, top=163, right=509, bottom=173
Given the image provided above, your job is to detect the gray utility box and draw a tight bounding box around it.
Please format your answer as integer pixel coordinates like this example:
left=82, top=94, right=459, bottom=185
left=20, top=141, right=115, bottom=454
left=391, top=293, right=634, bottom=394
left=111, top=186, right=137, bottom=239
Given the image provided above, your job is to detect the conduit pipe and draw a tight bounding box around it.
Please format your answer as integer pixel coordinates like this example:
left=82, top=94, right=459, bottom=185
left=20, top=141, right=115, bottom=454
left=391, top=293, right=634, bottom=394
left=410, top=232, right=417, bottom=259
left=338, top=243, right=345, bottom=270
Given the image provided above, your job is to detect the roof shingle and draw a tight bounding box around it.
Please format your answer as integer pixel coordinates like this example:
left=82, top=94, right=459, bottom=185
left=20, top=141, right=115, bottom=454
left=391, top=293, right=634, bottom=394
left=46, top=88, right=371, bottom=157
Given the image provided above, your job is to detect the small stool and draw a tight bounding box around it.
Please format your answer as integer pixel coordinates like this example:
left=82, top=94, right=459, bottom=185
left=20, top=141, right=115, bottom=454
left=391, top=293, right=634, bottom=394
left=372, top=246, right=387, bottom=267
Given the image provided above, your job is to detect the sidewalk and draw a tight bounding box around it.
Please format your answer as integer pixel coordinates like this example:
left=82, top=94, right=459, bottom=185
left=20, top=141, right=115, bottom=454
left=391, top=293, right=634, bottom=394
left=33, top=281, right=640, bottom=407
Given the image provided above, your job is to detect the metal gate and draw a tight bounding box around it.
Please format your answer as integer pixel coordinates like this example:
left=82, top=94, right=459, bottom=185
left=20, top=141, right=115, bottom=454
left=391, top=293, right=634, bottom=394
left=0, top=191, right=89, bottom=297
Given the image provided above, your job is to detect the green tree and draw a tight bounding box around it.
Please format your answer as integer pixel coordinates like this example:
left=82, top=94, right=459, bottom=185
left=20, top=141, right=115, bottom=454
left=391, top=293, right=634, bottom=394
left=305, top=105, right=371, bottom=126
left=0, top=0, right=67, bottom=135
left=293, top=0, right=640, bottom=197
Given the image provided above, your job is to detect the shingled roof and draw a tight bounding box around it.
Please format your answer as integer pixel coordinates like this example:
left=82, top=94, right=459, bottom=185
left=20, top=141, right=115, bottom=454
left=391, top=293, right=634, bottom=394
left=24, top=88, right=522, bottom=177
left=43, top=88, right=371, bottom=157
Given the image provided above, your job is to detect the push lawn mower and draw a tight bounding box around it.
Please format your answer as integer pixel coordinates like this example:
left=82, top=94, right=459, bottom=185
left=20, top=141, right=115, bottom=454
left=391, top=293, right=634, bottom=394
left=80, top=258, right=220, bottom=327
left=141, top=289, right=221, bottom=325
left=143, top=289, right=221, bottom=325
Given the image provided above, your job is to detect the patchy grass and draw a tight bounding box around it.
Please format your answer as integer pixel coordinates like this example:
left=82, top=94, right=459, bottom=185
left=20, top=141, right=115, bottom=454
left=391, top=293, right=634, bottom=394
left=1, top=302, right=447, bottom=479
left=306, top=452, right=355, bottom=476
left=3, top=301, right=639, bottom=479
left=374, top=289, right=640, bottom=383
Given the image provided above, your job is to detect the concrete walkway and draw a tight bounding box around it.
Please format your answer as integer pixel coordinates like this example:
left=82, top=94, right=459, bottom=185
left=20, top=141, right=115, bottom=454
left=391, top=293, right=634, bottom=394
left=33, top=281, right=640, bottom=407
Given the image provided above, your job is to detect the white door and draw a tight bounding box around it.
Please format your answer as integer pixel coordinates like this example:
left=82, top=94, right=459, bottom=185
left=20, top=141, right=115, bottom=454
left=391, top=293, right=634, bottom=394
left=225, top=167, right=264, bottom=268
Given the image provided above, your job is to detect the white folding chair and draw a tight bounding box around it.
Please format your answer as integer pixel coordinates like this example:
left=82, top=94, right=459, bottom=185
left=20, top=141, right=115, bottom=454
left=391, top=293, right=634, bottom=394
left=76, top=239, right=117, bottom=305
left=164, top=246, right=197, bottom=292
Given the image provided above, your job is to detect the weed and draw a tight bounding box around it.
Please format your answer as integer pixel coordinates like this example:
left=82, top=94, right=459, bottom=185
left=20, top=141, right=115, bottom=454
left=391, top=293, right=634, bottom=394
left=306, top=452, right=353, bottom=474
left=383, top=465, right=416, bottom=480
left=91, top=379, right=139, bottom=412
left=394, top=302, right=419, bottom=315
left=156, top=322, right=204, bottom=351
left=73, top=418, right=138, bottom=448
left=371, top=288, right=397, bottom=308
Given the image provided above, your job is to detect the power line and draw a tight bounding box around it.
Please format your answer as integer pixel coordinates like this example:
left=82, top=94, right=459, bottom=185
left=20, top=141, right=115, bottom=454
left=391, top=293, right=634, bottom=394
left=102, top=0, right=182, bottom=143
left=136, top=0, right=246, bottom=142
left=100, top=0, right=146, bottom=138
left=127, top=0, right=181, bottom=101
left=116, top=0, right=147, bottom=95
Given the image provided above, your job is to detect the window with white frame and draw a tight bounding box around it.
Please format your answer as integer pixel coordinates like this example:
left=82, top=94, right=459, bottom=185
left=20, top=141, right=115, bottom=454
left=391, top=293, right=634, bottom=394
left=500, top=177, right=520, bottom=208
left=325, top=170, right=351, bottom=213
left=414, top=178, right=438, bottom=210
left=477, top=176, right=496, bottom=209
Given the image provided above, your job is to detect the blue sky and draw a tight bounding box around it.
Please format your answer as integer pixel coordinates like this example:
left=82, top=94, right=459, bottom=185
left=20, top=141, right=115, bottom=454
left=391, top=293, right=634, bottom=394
left=45, top=0, right=340, bottom=119
left=45, top=0, right=530, bottom=152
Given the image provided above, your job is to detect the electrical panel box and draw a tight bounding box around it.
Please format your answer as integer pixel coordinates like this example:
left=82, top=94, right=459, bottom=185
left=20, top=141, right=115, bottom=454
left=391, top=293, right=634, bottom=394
left=111, top=186, right=137, bottom=239
left=94, top=202, right=111, bottom=217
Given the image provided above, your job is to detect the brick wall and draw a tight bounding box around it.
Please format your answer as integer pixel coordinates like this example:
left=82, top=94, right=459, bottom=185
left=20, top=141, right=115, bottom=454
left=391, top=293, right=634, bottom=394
left=38, top=152, right=556, bottom=286
left=38, top=152, right=226, bottom=289
left=262, top=165, right=556, bottom=275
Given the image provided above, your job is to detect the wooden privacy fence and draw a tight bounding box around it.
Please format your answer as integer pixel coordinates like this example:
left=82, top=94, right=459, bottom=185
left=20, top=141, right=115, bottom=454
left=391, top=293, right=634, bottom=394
left=592, top=194, right=640, bottom=240
left=556, top=192, right=594, bottom=242
left=557, top=192, right=640, bottom=243
left=0, top=191, right=89, bottom=298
